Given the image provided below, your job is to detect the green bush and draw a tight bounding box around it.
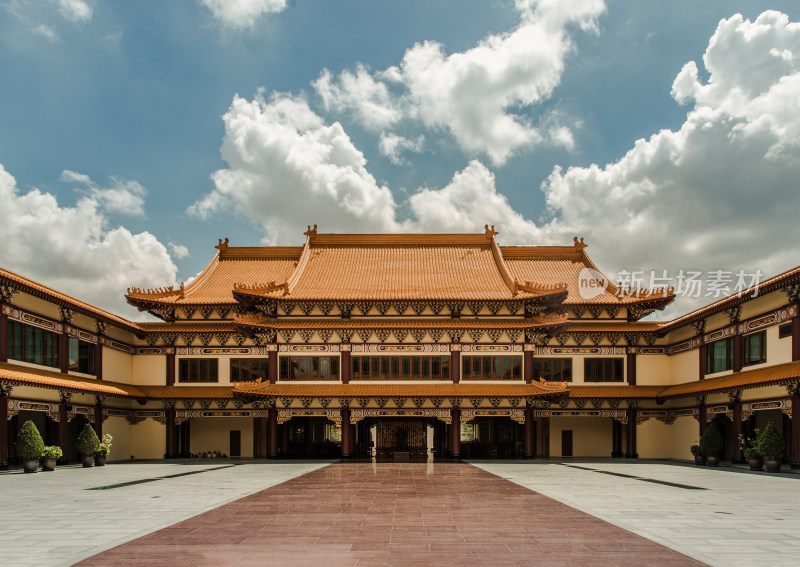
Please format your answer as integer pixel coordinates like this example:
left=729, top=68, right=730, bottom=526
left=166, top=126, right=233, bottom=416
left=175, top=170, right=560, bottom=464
left=41, top=446, right=63, bottom=460
left=16, top=420, right=45, bottom=459
left=739, top=429, right=761, bottom=460
left=690, top=444, right=704, bottom=457
left=76, top=424, right=100, bottom=456
left=700, top=423, right=724, bottom=457
left=757, top=422, right=785, bottom=459
left=94, top=433, right=113, bottom=457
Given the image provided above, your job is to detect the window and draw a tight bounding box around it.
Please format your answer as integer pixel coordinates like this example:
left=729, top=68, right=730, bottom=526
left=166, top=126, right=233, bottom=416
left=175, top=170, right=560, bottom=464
left=533, top=358, right=572, bottom=382
left=279, top=356, right=339, bottom=380
left=230, top=358, right=269, bottom=382
left=706, top=338, right=733, bottom=374
left=68, top=337, right=96, bottom=374
left=7, top=321, right=59, bottom=368
left=178, top=358, right=219, bottom=383
left=779, top=323, right=792, bottom=339
left=743, top=332, right=766, bottom=366
left=584, top=358, right=624, bottom=382
left=461, top=355, right=522, bottom=380
left=351, top=356, right=450, bottom=380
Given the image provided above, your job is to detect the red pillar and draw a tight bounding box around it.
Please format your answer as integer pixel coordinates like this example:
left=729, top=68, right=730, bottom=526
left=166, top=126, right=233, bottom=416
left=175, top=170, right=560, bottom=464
left=166, top=350, right=176, bottom=386
left=733, top=334, right=743, bottom=373
left=626, top=352, right=636, bottom=385
left=267, top=408, right=279, bottom=458
left=59, top=332, right=69, bottom=374
left=625, top=408, right=637, bottom=458
left=0, top=308, right=8, bottom=362
left=524, top=407, right=535, bottom=458
left=0, top=387, right=9, bottom=469
left=698, top=400, right=707, bottom=436
left=450, top=409, right=461, bottom=458
left=698, top=343, right=706, bottom=380
left=524, top=349, right=533, bottom=384
left=793, top=314, right=800, bottom=362
left=341, top=350, right=351, bottom=384
left=341, top=409, right=352, bottom=458
left=268, top=351, right=278, bottom=384
left=58, top=399, right=69, bottom=464
left=612, top=419, right=623, bottom=458
left=450, top=349, right=460, bottom=383
left=93, top=400, right=103, bottom=438
left=791, top=394, right=800, bottom=469
left=732, top=396, right=744, bottom=463
left=94, top=341, right=103, bottom=380
left=165, top=408, right=176, bottom=459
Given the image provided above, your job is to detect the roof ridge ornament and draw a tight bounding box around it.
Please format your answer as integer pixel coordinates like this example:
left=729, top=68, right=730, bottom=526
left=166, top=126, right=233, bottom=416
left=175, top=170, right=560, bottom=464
left=215, top=237, right=230, bottom=253
left=304, top=224, right=318, bottom=238
left=573, top=236, right=587, bottom=251
left=484, top=224, right=498, bottom=238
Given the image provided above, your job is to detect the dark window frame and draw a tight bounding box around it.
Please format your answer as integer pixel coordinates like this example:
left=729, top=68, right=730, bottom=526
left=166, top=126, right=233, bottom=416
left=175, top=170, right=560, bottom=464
left=68, top=337, right=96, bottom=375
left=779, top=323, right=792, bottom=339
left=351, top=355, right=450, bottom=380
left=706, top=338, right=733, bottom=374
left=584, top=358, right=624, bottom=382
left=230, top=358, right=269, bottom=382
left=7, top=320, right=60, bottom=368
left=533, top=358, right=572, bottom=382
left=742, top=331, right=767, bottom=366
left=279, top=356, right=340, bottom=381
left=178, top=358, right=219, bottom=383
left=461, top=355, right=522, bottom=380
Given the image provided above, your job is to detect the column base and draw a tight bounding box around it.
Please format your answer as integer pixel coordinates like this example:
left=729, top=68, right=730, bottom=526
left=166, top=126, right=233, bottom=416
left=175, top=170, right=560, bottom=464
left=524, top=453, right=535, bottom=459
left=449, top=453, right=460, bottom=459
left=791, top=461, right=800, bottom=470
left=611, top=451, right=624, bottom=458
left=624, top=453, right=638, bottom=459
left=267, top=453, right=279, bottom=460
left=164, top=453, right=177, bottom=459
left=0, top=461, right=8, bottom=470
left=56, top=457, right=68, bottom=466
left=732, top=457, right=746, bottom=465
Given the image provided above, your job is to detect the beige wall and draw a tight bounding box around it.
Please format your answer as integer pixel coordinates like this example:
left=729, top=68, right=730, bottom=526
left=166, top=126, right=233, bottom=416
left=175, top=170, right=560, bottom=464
left=637, top=419, right=673, bottom=459
left=132, top=355, right=166, bottom=385
left=549, top=417, right=612, bottom=457
left=189, top=417, right=254, bottom=458
left=104, top=347, right=133, bottom=383
left=103, top=416, right=133, bottom=462
left=669, top=415, right=700, bottom=460
left=636, top=355, right=670, bottom=385
left=670, top=350, right=698, bottom=384
left=130, top=419, right=166, bottom=459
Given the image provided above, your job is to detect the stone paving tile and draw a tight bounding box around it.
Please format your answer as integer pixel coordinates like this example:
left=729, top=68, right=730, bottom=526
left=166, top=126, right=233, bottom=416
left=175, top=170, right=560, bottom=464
left=80, top=463, right=704, bottom=567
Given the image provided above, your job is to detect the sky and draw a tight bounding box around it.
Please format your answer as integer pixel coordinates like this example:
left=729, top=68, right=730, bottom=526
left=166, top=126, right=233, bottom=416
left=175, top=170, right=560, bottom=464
left=1, top=0, right=798, bottom=320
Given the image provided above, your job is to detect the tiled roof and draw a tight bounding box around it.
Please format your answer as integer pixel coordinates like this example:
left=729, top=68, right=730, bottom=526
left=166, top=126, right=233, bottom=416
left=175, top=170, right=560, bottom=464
left=137, top=322, right=237, bottom=333
left=234, top=314, right=568, bottom=330
left=566, top=322, right=665, bottom=332
left=658, top=360, right=800, bottom=399
left=567, top=385, right=665, bottom=399
left=233, top=381, right=569, bottom=398
left=0, top=362, right=145, bottom=398
left=0, top=266, right=143, bottom=334
left=136, top=386, right=235, bottom=399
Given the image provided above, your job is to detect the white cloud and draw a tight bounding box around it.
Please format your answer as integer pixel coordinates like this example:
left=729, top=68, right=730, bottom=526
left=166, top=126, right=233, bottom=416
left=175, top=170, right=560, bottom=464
left=378, top=133, right=424, bottom=166
left=34, top=24, right=58, bottom=42
left=0, top=164, right=178, bottom=319
left=199, top=0, right=287, bottom=29
left=315, top=0, right=604, bottom=165
left=56, top=0, right=92, bottom=22
left=60, top=170, right=147, bottom=217
left=168, top=242, right=190, bottom=260
left=188, top=92, right=402, bottom=243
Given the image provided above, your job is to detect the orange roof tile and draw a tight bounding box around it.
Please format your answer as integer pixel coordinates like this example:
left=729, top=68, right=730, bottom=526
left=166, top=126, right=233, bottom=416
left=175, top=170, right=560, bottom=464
left=136, top=386, right=234, bottom=399
left=566, top=322, right=665, bottom=333
left=567, top=385, right=665, bottom=399
left=234, top=314, right=568, bottom=331
left=0, top=266, right=143, bottom=334
left=233, top=381, right=568, bottom=398
left=0, top=362, right=145, bottom=398
left=658, top=361, right=800, bottom=399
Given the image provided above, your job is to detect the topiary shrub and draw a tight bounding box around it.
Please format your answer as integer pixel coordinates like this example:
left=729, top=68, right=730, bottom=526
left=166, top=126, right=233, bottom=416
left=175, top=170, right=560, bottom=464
left=700, top=422, right=724, bottom=457
left=76, top=424, right=100, bottom=456
left=41, top=446, right=63, bottom=460
left=16, top=420, right=45, bottom=460
left=757, top=422, right=784, bottom=459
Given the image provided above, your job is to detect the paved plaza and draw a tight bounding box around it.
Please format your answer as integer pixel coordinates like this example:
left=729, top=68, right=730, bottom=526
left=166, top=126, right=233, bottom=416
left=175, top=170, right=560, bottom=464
left=1, top=460, right=798, bottom=566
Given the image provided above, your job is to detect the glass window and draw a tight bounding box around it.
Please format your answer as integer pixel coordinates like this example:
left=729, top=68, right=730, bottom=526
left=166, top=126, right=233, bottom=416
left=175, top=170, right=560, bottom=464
left=462, top=356, right=523, bottom=380
left=230, top=358, right=269, bottom=382
left=584, top=358, right=624, bottom=382
left=7, top=321, right=60, bottom=369
left=743, top=332, right=766, bottom=366
left=279, top=356, right=340, bottom=380
left=179, top=358, right=219, bottom=383
left=534, top=358, right=572, bottom=382
left=779, top=323, right=792, bottom=339
left=68, top=337, right=96, bottom=374
left=706, top=338, right=733, bottom=374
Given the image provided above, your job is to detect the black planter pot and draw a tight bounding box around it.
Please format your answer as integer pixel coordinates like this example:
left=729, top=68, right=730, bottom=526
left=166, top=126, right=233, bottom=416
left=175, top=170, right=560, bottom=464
left=694, top=455, right=707, bottom=466
left=94, top=455, right=107, bottom=466
left=706, top=455, right=720, bottom=466
left=22, top=459, right=39, bottom=473
left=748, top=457, right=763, bottom=471
left=765, top=459, right=782, bottom=473
left=41, top=459, right=56, bottom=472
left=82, top=455, right=95, bottom=468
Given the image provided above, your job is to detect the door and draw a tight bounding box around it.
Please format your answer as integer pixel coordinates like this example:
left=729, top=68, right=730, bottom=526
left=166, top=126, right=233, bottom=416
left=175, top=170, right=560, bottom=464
left=230, top=430, right=241, bottom=457
left=561, top=430, right=573, bottom=457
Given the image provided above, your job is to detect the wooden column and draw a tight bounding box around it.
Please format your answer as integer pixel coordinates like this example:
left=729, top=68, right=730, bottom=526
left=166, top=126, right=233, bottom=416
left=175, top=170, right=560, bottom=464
left=58, top=393, right=69, bottom=464
left=59, top=331, right=69, bottom=374
left=524, top=407, right=535, bottom=458
left=791, top=390, right=800, bottom=469
left=698, top=343, right=706, bottom=380
left=626, top=351, right=636, bottom=385
left=450, top=348, right=460, bottom=383
left=341, top=409, right=352, bottom=458
left=793, top=313, right=800, bottom=362
left=341, top=349, right=351, bottom=384
left=450, top=409, right=461, bottom=458
left=180, top=421, right=191, bottom=458
left=281, top=423, right=289, bottom=456
left=698, top=399, right=707, bottom=436
left=0, top=386, right=9, bottom=469
left=268, top=408, right=278, bottom=458
left=783, top=412, right=792, bottom=467
left=93, top=399, right=103, bottom=438
left=268, top=351, right=278, bottom=384
left=165, top=408, right=177, bottom=459
left=625, top=407, right=638, bottom=458
left=166, top=350, right=176, bottom=386
left=0, top=307, right=8, bottom=363
left=732, top=334, right=743, bottom=373
left=524, top=348, right=534, bottom=384
left=611, top=419, right=623, bottom=458
left=732, top=394, right=744, bottom=463
left=94, top=340, right=104, bottom=381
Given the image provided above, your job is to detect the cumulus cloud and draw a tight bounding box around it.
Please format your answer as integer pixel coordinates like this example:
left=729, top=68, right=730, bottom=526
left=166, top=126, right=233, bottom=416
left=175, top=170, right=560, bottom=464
left=378, top=133, right=425, bottom=166
left=188, top=92, right=402, bottom=243
left=56, top=0, right=92, bottom=22
left=315, top=0, right=604, bottom=165
left=60, top=170, right=147, bottom=217
left=168, top=242, right=190, bottom=259
left=0, top=164, right=178, bottom=318
left=199, top=0, right=287, bottom=29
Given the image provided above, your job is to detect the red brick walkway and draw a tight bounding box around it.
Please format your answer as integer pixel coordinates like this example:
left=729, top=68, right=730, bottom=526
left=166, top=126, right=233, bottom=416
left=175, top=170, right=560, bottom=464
left=80, top=463, right=706, bottom=566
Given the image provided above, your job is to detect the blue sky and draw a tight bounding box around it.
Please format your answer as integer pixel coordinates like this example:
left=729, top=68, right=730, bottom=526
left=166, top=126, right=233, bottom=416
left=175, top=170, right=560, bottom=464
left=1, top=0, right=799, bottom=318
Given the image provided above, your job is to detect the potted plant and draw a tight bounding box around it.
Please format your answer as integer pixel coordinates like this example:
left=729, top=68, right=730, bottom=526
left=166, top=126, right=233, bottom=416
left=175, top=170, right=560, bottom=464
left=700, top=423, right=724, bottom=466
left=76, top=424, right=101, bottom=467
left=690, top=443, right=706, bottom=466
left=16, top=420, right=45, bottom=473
left=94, top=434, right=113, bottom=466
left=757, top=422, right=784, bottom=473
left=738, top=430, right=762, bottom=471
left=41, top=446, right=63, bottom=472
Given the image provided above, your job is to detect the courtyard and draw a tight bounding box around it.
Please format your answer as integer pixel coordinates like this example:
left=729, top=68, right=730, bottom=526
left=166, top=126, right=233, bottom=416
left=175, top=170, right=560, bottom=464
left=2, top=460, right=798, bottom=566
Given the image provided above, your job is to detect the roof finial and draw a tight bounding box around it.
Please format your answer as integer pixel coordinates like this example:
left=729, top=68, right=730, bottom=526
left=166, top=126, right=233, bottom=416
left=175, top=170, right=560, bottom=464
left=215, top=237, right=230, bottom=253
left=304, top=224, right=318, bottom=238
left=484, top=224, right=498, bottom=237
left=573, top=236, right=586, bottom=251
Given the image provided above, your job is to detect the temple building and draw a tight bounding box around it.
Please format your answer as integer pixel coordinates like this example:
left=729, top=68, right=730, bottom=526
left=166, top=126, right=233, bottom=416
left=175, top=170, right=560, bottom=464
left=1, top=226, right=799, bottom=467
